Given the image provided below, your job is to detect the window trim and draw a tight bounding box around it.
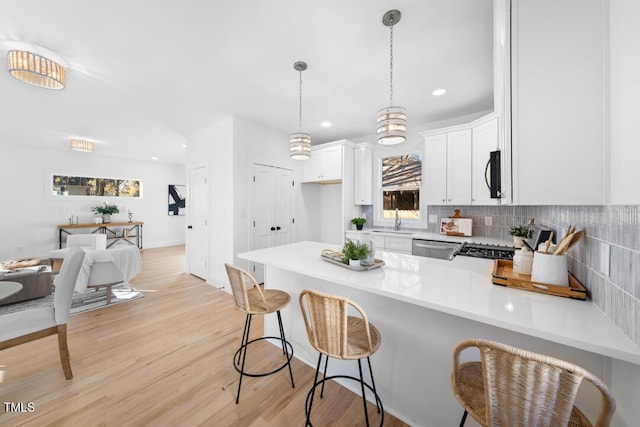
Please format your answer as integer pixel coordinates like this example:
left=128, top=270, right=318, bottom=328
left=373, top=151, right=427, bottom=229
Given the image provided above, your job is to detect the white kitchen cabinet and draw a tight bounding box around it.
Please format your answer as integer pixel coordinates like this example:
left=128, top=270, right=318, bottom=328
left=353, top=144, right=373, bottom=205
left=343, top=232, right=411, bottom=255
left=302, top=144, right=343, bottom=183
left=471, top=115, right=500, bottom=205
left=384, top=236, right=412, bottom=254
left=424, top=128, right=472, bottom=205
left=509, top=0, right=604, bottom=204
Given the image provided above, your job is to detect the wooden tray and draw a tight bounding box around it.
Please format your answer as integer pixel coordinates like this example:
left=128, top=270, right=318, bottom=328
left=491, top=259, right=587, bottom=300
left=320, top=250, right=385, bottom=271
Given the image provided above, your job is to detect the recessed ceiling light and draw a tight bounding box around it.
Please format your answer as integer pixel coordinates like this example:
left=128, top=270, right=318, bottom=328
left=321, top=121, right=332, bottom=128
left=151, top=156, right=159, bottom=160
left=182, top=144, right=187, bottom=148
left=432, top=89, right=447, bottom=96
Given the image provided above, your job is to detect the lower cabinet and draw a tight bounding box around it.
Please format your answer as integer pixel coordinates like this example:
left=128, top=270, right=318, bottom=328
left=344, top=232, right=412, bottom=255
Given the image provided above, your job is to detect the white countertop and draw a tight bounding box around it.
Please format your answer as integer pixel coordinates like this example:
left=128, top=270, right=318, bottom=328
left=239, top=241, right=640, bottom=365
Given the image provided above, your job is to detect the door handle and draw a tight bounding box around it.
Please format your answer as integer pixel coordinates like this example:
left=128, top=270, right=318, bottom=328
left=187, top=225, right=193, bottom=229
left=276, top=226, right=281, bottom=230
left=270, top=227, right=276, bottom=231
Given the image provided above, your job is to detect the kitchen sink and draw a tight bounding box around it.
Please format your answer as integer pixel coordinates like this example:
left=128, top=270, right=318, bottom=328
left=370, top=230, right=414, bottom=235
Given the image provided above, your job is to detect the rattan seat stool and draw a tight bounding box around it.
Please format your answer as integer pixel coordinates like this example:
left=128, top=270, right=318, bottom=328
left=299, top=289, right=383, bottom=427
left=451, top=339, right=616, bottom=427
left=224, top=263, right=295, bottom=404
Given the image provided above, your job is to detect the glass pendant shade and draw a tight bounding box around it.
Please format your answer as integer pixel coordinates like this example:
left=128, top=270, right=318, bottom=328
left=7, top=50, right=66, bottom=90
left=289, top=133, right=311, bottom=160
left=377, top=106, right=407, bottom=145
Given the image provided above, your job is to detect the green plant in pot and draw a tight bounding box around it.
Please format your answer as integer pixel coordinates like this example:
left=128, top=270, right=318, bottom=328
left=351, top=217, right=367, bottom=230
left=341, top=240, right=371, bottom=267
left=92, top=203, right=119, bottom=223
left=509, top=224, right=532, bottom=248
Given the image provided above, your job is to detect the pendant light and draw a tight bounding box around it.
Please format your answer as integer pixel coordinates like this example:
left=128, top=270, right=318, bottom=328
left=377, top=9, right=406, bottom=145
left=289, top=61, right=311, bottom=160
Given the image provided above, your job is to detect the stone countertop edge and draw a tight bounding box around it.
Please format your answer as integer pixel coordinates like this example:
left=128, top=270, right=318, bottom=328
left=238, top=241, right=640, bottom=366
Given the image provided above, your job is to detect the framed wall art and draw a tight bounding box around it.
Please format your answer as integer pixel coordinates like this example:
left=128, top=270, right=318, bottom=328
left=168, top=184, right=186, bottom=216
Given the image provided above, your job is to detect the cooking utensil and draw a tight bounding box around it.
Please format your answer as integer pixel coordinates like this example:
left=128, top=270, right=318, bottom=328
left=543, top=232, right=554, bottom=254
left=561, top=230, right=584, bottom=254
left=553, top=232, right=574, bottom=255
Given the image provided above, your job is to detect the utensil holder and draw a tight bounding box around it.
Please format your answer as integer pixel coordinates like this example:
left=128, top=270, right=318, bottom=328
left=531, top=252, right=568, bottom=286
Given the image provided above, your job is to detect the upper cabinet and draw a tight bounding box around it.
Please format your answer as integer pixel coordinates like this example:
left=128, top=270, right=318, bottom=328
left=507, top=0, right=605, bottom=204
left=301, top=143, right=343, bottom=184
left=471, top=115, right=500, bottom=205
left=424, top=127, right=472, bottom=205
left=353, top=143, right=373, bottom=205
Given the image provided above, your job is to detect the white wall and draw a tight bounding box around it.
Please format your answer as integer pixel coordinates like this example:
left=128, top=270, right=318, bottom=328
left=608, top=0, right=640, bottom=204
left=0, top=143, right=185, bottom=260
left=185, top=117, right=235, bottom=287
left=185, top=116, right=310, bottom=288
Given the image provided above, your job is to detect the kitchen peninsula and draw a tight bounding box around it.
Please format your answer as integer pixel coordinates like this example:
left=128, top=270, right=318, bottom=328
left=239, top=241, right=640, bottom=426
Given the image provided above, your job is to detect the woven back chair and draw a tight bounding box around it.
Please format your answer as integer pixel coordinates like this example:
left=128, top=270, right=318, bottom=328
left=224, top=263, right=270, bottom=314
left=451, top=339, right=616, bottom=427
left=299, top=288, right=377, bottom=360
left=299, top=289, right=383, bottom=427
left=223, top=263, right=294, bottom=404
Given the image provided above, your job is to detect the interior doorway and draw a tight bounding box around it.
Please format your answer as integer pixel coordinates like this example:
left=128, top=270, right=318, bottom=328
left=250, top=163, right=294, bottom=283
left=187, top=164, right=209, bottom=280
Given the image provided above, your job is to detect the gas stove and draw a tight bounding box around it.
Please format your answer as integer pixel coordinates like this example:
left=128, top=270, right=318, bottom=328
left=455, top=242, right=516, bottom=260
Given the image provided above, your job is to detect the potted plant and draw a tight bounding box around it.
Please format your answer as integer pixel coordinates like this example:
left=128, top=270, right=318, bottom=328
left=92, top=203, right=119, bottom=223
left=351, top=217, right=367, bottom=231
left=341, top=240, right=371, bottom=267
left=509, top=224, right=532, bottom=248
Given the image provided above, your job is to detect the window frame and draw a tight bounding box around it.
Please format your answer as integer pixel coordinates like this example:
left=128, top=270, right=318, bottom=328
left=373, top=151, right=427, bottom=229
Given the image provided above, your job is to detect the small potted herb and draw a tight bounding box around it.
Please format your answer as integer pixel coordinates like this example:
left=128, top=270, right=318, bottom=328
left=341, top=240, right=371, bottom=267
left=508, top=224, right=532, bottom=248
left=351, top=217, right=367, bottom=230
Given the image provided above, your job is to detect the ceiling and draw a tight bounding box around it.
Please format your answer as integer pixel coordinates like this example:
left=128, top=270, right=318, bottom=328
left=0, top=1, right=493, bottom=165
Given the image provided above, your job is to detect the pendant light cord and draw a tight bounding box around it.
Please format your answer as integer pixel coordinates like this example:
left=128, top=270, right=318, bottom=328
left=298, top=69, right=303, bottom=134
left=389, top=20, right=394, bottom=106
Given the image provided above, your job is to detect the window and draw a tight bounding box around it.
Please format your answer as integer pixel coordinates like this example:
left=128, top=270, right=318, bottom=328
left=381, top=154, right=422, bottom=220
left=49, top=173, right=142, bottom=199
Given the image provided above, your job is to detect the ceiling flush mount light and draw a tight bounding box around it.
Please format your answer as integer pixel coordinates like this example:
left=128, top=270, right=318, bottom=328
left=289, top=61, right=311, bottom=160
left=377, top=9, right=406, bottom=145
left=70, top=139, right=94, bottom=152
left=7, top=50, right=66, bottom=90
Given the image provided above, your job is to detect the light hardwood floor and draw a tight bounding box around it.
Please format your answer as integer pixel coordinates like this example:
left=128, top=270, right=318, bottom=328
left=0, top=246, right=408, bottom=426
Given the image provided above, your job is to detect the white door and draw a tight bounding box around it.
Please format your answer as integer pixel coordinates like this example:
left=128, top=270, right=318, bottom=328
left=273, top=168, right=293, bottom=246
left=187, top=165, right=209, bottom=279
left=250, top=164, right=294, bottom=282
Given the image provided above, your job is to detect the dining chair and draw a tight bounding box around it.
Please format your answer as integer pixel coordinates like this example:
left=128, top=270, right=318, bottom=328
left=0, top=248, right=85, bottom=380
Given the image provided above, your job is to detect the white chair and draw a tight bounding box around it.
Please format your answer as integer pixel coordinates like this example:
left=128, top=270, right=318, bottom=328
left=50, top=234, right=141, bottom=305
left=0, top=247, right=84, bottom=380
left=49, top=234, right=107, bottom=270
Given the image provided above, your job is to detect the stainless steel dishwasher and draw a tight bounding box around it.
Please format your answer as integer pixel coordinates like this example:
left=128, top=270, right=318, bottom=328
left=411, top=239, right=461, bottom=260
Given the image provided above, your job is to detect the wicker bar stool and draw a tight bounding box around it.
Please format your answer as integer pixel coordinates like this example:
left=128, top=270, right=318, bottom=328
left=224, top=263, right=295, bottom=404
left=299, top=289, right=383, bottom=427
left=451, top=339, right=616, bottom=427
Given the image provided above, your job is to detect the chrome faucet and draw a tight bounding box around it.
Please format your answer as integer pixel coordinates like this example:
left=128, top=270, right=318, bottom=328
left=394, top=208, right=402, bottom=231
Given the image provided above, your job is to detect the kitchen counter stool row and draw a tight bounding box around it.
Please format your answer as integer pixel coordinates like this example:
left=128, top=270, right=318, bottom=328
left=224, top=263, right=614, bottom=427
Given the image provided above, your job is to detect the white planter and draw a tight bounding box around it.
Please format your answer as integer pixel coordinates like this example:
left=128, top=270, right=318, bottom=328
left=348, top=259, right=360, bottom=267
left=513, top=236, right=525, bottom=248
